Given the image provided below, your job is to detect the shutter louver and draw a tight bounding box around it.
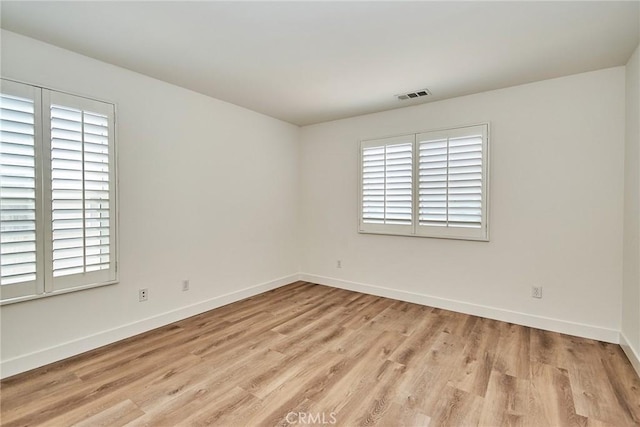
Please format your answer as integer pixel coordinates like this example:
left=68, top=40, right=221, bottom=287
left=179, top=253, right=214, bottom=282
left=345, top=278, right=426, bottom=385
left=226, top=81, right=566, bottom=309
left=362, top=142, right=412, bottom=226
left=50, top=105, right=110, bottom=278
left=448, top=135, right=483, bottom=228
left=362, top=146, right=385, bottom=224
left=0, top=93, right=38, bottom=285
left=419, top=138, right=448, bottom=227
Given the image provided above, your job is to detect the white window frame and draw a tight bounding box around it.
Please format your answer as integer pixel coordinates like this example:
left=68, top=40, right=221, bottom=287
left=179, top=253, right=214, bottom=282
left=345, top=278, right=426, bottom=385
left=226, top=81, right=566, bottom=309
left=0, top=78, right=118, bottom=304
left=359, top=123, right=490, bottom=241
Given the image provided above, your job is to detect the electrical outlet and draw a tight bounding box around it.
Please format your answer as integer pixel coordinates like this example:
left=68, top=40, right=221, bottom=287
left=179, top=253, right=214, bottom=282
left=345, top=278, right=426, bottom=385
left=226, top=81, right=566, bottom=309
left=139, top=288, right=148, bottom=302
left=531, top=286, right=542, bottom=299
left=182, top=279, right=190, bottom=291
left=337, top=260, right=342, bottom=268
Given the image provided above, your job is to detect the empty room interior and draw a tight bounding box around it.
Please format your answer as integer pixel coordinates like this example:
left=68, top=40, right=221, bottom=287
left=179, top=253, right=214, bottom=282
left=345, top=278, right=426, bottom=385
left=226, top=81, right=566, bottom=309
left=1, top=1, right=640, bottom=426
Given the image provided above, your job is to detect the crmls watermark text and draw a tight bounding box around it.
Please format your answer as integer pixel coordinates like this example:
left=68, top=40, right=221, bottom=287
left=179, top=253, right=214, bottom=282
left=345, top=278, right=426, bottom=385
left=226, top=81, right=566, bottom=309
left=285, top=411, right=337, bottom=425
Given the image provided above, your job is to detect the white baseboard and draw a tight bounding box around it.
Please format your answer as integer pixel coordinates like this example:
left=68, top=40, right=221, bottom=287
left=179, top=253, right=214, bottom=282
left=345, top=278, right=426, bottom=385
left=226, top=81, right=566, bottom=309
left=620, top=331, right=640, bottom=377
left=300, top=274, right=620, bottom=344
left=2, top=272, right=627, bottom=380
left=0, top=273, right=300, bottom=379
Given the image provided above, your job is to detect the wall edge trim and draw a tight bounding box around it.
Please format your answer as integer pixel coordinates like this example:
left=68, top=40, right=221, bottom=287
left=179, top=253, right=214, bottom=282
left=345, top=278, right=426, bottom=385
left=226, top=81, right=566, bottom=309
left=300, top=273, right=620, bottom=344
left=620, top=331, right=640, bottom=378
left=0, top=273, right=301, bottom=379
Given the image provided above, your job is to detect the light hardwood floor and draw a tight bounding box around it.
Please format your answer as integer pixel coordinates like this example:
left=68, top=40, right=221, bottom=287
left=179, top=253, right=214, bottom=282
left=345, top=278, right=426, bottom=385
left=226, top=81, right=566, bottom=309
left=1, top=281, right=639, bottom=426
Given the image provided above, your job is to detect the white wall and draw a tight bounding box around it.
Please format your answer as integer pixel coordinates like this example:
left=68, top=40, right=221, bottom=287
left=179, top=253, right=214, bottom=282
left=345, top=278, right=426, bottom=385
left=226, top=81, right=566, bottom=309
left=0, top=30, right=300, bottom=377
left=622, top=44, right=640, bottom=375
left=299, top=67, right=626, bottom=342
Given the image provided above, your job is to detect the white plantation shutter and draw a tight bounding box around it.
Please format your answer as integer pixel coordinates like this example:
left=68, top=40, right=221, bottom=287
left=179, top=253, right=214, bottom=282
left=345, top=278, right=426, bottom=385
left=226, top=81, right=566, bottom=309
left=0, top=79, right=117, bottom=303
left=0, top=81, right=43, bottom=299
left=417, top=125, right=488, bottom=240
left=44, top=90, right=116, bottom=291
left=360, top=124, right=488, bottom=241
left=360, top=135, right=413, bottom=234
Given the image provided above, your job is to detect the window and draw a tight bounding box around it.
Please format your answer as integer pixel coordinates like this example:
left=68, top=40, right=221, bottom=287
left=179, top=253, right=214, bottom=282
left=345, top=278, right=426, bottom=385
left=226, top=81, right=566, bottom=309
left=0, top=79, right=117, bottom=303
left=359, top=124, right=489, bottom=241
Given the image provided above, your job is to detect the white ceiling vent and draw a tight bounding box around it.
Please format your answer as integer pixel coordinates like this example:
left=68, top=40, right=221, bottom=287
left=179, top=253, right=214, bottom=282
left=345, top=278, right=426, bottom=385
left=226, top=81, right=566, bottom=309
left=397, top=89, right=431, bottom=100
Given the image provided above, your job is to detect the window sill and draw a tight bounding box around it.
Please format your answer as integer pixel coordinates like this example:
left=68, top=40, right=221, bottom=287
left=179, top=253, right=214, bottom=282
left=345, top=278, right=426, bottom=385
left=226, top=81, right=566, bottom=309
left=0, top=280, right=119, bottom=306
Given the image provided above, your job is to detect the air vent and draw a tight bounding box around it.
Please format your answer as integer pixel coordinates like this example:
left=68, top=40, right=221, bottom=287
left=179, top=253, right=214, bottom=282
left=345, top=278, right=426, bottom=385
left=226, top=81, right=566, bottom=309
left=397, top=89, right=431, bottom=100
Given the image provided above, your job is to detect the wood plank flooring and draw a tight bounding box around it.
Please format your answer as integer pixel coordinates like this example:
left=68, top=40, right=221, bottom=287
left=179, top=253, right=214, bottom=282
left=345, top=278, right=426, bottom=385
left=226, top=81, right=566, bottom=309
left=1, top=281, right=639, bottom=426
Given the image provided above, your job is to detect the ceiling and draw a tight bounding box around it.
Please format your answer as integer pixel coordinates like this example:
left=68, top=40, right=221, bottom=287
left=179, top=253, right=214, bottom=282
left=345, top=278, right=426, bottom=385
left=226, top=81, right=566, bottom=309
left=1, top=1, right=638, bottom=126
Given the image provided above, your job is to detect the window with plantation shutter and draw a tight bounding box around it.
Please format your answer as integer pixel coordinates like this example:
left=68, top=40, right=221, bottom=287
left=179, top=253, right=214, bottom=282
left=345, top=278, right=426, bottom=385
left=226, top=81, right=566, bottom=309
left=0, top=81, right=43, bottom=300
left=359, top=124, right=488, bottom=241
left=45, top=91, right=116, bottom=291
left=0, top=79, right=117, bottom=304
